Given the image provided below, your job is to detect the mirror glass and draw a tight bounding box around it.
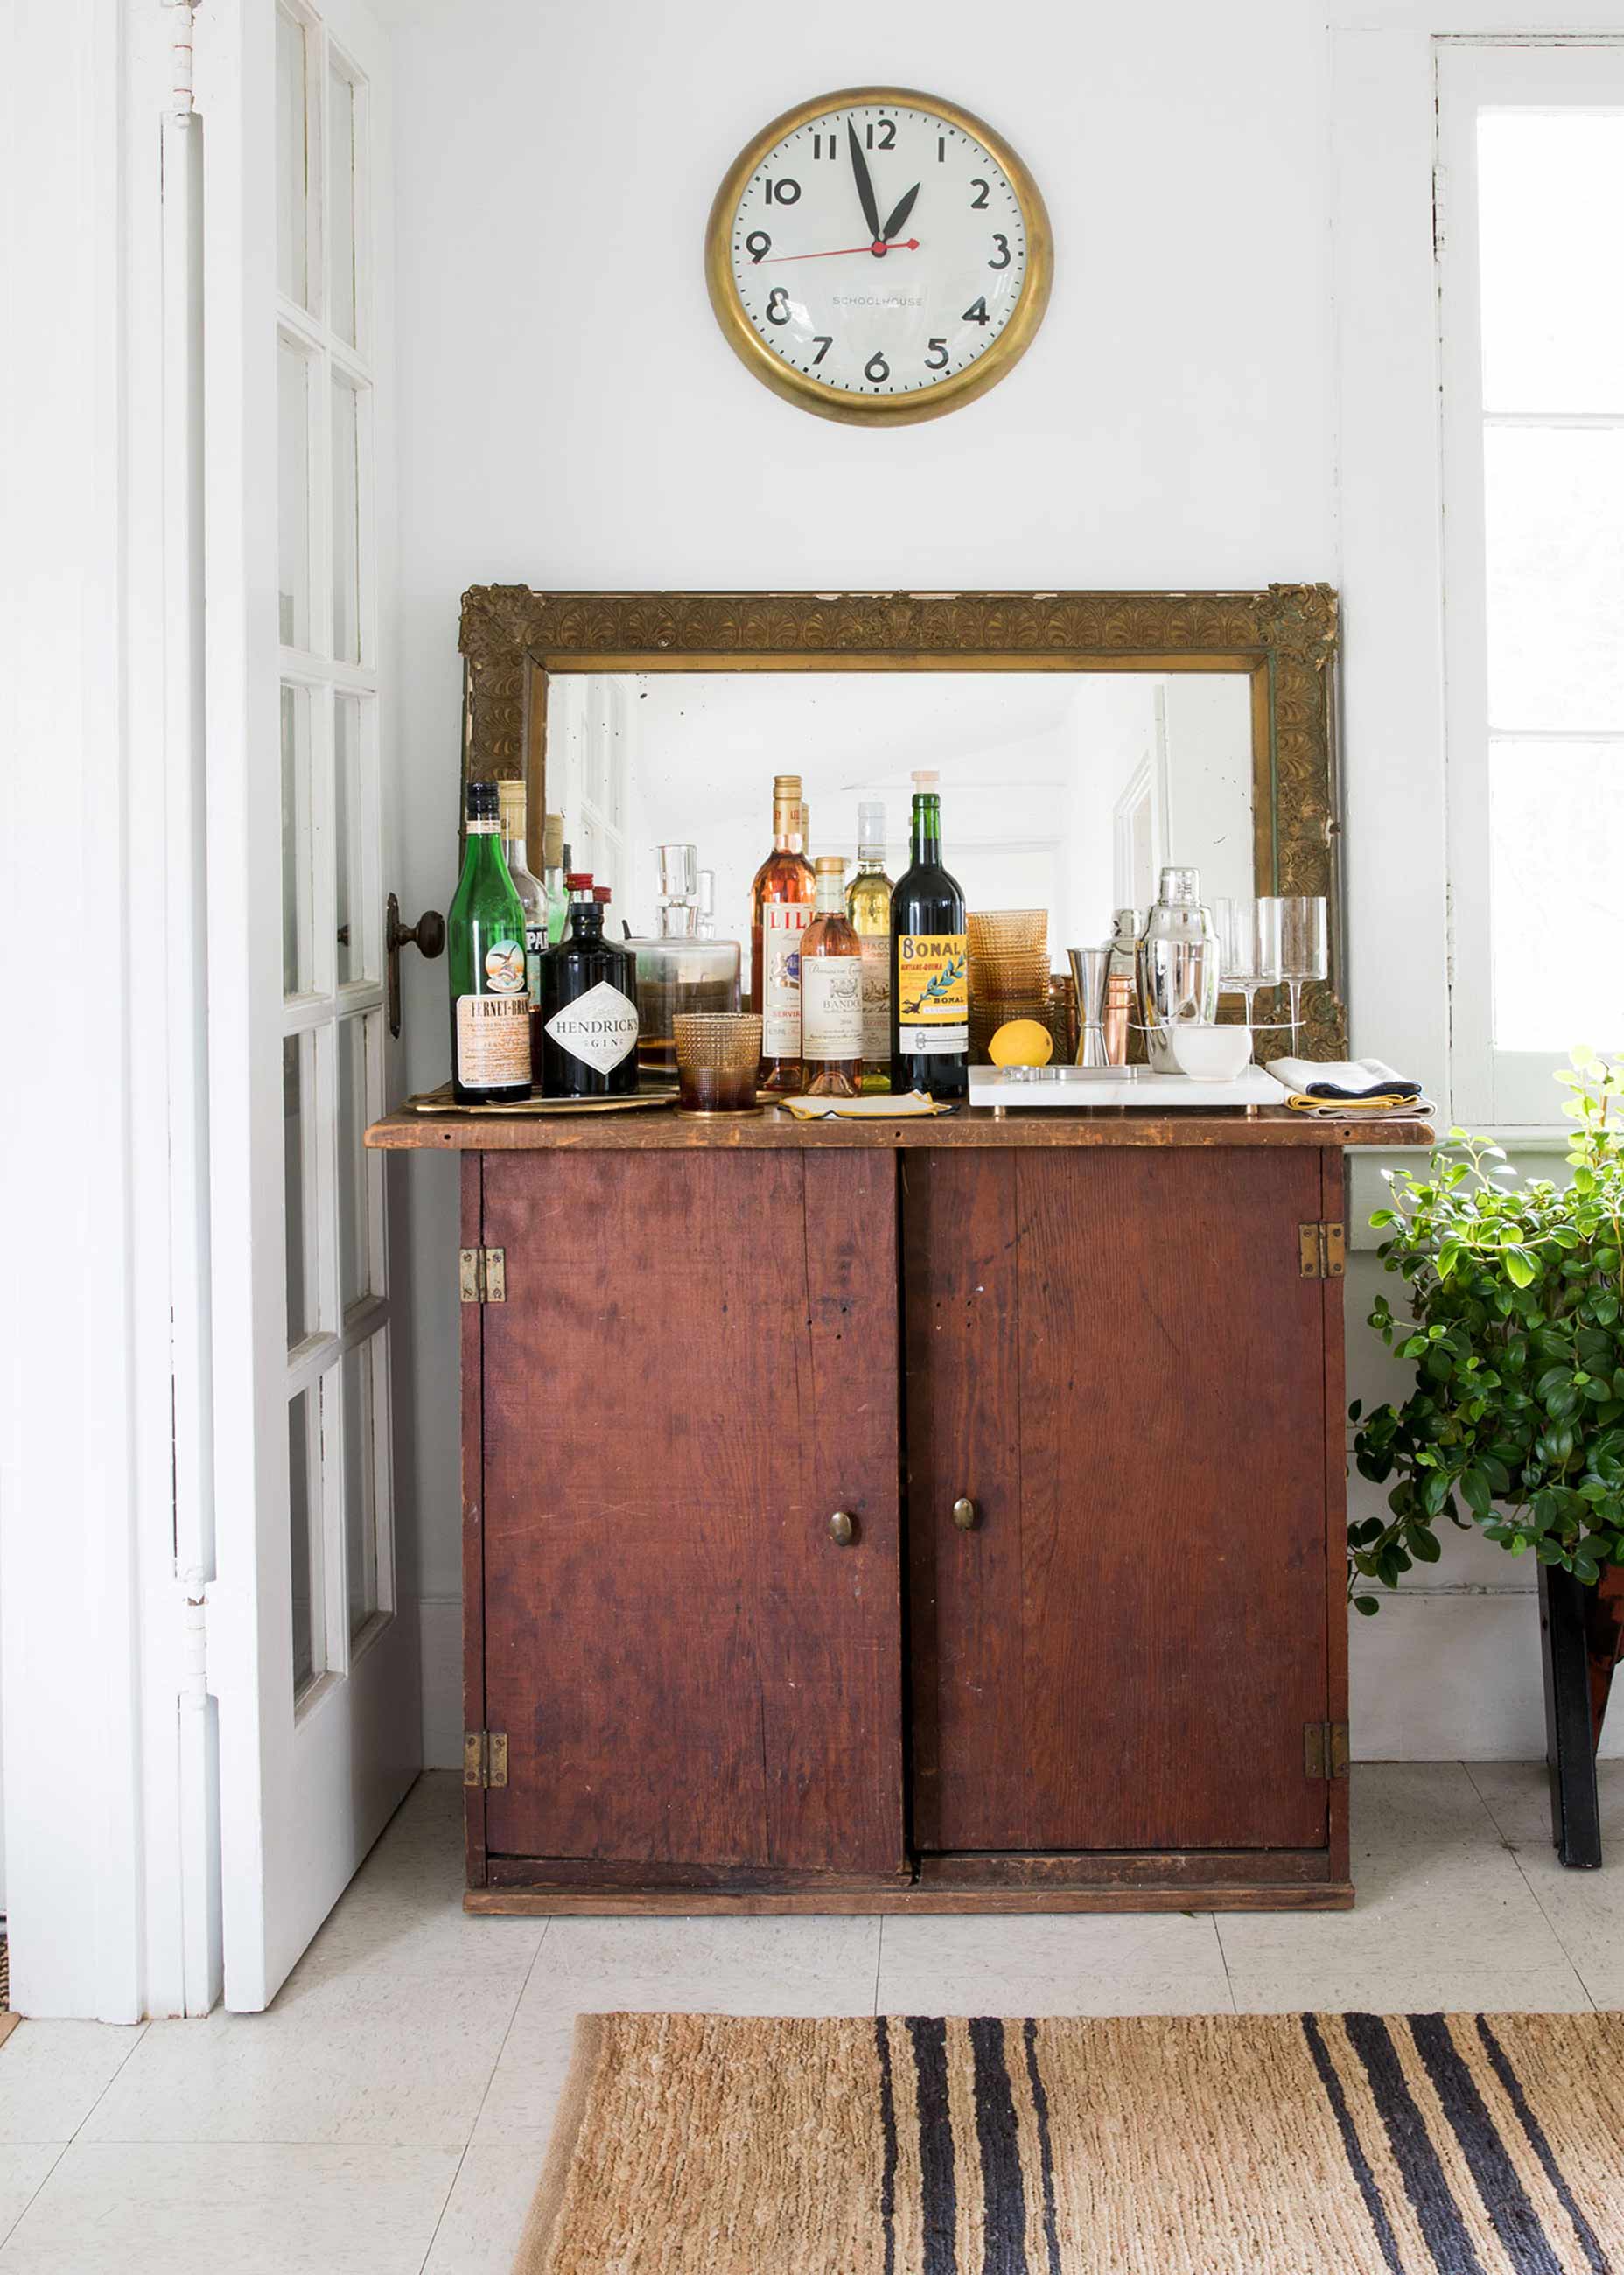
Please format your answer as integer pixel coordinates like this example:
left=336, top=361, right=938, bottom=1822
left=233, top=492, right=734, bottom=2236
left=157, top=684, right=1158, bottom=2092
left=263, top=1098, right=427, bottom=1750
left=543, top=670, right=1256, bottom=955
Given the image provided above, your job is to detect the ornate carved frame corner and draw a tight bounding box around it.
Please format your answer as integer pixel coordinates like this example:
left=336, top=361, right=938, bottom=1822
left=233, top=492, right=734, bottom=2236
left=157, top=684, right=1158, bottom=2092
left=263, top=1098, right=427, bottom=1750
left=457, top=584, right=1348, bottom=1057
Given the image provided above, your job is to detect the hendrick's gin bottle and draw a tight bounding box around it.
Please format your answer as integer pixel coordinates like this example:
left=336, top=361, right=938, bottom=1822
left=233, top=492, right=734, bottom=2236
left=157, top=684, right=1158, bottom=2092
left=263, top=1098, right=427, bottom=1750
left=537, top=874, right=640, bottom=1097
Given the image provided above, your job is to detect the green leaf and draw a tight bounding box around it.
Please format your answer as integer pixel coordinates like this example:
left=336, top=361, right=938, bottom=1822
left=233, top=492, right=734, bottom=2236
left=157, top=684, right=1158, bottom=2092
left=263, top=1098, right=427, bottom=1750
left=1505, top=1249, right=1538, bottom=1289
left=1460, top=1467, right=1493, bottom=1516
left=1354, top=1595, right=1380, bottom=1616
left=1410, top=1528, right=1443, bottom=1563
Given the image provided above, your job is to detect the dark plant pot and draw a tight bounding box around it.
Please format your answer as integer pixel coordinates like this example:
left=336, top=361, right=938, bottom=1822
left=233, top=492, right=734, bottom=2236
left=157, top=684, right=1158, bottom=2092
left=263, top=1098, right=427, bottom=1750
left=1542, top=1565, right=1606, bottom=1869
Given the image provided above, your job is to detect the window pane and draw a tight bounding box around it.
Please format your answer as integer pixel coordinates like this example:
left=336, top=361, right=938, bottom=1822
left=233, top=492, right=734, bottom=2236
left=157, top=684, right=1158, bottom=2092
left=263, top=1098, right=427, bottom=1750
left=1485, top=426, right=1624, bottom=731
left=284, top=1032, right=316, bottom=1345
left=337, top=1012, right=373, bottom=1309
left=1490, top=738, right=1624, bottom=1050
left=1480, top=113, right=1624, bottom=415
left=276, top=6, right=310, bottom=307
left=289, top=1389, right=317, bottom=1695
left=329, top=60, right=359, bottom=346
left=277, top=336, right=312, bottom=648
left=334, top=693, right=368, bottom=981
left=332, top=374, right=361, bottom=664
left=281, top=684, right=312, bottom=993
left=342, top=1335, right=381, bottom=1635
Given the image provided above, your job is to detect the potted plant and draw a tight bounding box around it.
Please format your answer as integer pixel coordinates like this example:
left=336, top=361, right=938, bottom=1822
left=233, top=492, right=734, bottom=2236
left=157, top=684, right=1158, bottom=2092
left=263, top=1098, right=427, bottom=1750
left=1348, top=1049, right=1624, bottom=1863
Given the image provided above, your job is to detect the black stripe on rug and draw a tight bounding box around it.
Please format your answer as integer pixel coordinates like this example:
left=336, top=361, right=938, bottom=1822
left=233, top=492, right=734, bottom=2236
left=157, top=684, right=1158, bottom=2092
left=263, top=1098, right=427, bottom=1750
left=1475, top=2018, right=1612, bottom=2275
left=1344, top=2012, right=1487, bottom=2275
left=907, top=2015, right=959, bottom=2275
left=969, top=2017, right=1026, bottom=2275
left=875, top=2016, right=899, bottom=2275
left=1409, top=2015, right=1564, bottom=2275
left=1021, top=2018, right=1061, bottom=2275
left=1302, top=2012, right=1409, bottom=2275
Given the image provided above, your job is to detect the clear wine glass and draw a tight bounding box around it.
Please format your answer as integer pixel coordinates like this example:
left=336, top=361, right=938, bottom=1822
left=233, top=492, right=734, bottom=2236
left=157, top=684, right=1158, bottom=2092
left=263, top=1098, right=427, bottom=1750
left=1261, top=894, right=1328, bottom=1052
left=1213, top=895, right=1282, bottom=1035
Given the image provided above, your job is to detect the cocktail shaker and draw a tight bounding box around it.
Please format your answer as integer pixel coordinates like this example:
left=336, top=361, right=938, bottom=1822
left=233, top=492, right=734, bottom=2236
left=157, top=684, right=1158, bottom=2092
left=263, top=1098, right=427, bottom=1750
left=1067, top=947, right=1112, bottom=1068
left=1136, top=866, right=1220, bottom=1072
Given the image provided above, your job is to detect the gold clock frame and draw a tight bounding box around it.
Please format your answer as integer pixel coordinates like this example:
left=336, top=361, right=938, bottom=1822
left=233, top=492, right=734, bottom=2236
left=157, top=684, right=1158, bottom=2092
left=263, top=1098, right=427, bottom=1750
left=704, top=85, right=1054, bottom=427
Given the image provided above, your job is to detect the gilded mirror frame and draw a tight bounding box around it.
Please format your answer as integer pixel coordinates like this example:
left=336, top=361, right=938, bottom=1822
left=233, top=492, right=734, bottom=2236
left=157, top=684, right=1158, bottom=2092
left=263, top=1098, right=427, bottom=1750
left=458, top=585, right=1348, bottom=1057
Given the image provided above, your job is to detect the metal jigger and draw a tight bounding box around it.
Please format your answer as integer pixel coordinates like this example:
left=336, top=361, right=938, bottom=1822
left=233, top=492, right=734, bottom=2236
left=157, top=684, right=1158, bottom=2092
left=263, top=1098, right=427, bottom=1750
left=1068, top=947, right=1113, bottom=1068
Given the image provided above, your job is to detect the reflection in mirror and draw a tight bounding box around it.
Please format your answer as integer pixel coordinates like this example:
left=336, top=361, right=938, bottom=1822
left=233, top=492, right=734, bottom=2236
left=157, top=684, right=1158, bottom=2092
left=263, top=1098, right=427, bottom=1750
left=543, top=670, right=1256, bottom=962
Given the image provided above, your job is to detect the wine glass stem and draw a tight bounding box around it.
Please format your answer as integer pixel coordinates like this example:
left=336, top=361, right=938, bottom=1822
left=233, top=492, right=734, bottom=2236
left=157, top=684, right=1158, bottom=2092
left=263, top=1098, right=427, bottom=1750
left=1288, top=977, right=1303, bottom=1052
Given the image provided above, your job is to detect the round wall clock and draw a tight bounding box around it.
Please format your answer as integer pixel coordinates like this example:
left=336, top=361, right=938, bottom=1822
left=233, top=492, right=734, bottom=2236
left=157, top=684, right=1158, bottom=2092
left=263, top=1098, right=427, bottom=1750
left=704, top=86, right=1053, bottom=426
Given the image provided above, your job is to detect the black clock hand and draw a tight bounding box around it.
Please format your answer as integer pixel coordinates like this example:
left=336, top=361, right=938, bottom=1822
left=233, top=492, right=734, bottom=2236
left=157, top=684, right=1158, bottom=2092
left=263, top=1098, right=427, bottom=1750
left=880, top=183, right=920, bottom=243
left=846, top=120, right=881, bottom=242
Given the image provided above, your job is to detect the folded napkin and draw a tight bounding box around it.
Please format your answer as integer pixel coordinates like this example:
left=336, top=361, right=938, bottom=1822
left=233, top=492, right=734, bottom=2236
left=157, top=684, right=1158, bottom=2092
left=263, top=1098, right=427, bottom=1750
left=1265, top=1056, right=1432, bottom=1116
left=780, top=1089, right=955, bottom=1121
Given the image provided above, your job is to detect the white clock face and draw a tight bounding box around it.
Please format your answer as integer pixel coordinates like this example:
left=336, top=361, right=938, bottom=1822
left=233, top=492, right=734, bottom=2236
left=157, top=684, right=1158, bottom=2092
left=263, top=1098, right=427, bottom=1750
left=726, top=102, right=1030, bottom=402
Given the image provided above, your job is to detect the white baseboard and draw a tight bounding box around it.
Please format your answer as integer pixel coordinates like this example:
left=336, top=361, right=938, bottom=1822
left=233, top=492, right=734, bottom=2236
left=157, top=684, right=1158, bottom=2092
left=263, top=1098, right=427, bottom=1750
left=415, top=1584, right=1622, bottom=1769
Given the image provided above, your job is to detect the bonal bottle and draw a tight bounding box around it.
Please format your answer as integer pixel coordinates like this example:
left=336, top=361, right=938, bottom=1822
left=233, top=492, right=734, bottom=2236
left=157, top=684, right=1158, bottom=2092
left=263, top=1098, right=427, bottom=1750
left=800, top=855, right=864, bottom=1098
left=449, top=780, right=532, bottom=1104
left=749, top=773, right=815, bottom=1095
left=497, top=780, right=548, bottom=1072
left=538, top=872, right=640, bottom=1097
left=890, top=769, right=969, bottom=1102
left=847, top=800, right=892, bottom=1093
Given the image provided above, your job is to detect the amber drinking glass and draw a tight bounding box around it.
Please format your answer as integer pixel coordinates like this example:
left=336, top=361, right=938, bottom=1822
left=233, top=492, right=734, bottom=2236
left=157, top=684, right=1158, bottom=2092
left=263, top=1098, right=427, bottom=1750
left=674, top=1012, right=764, bottom=1117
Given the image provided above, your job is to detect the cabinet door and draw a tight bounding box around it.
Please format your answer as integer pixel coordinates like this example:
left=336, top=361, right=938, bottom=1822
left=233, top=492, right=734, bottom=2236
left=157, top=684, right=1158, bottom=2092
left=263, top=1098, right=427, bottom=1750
left=472, top=1147, right=905, bottom=1880
left=905, top=1145, right=1336, bottom=1855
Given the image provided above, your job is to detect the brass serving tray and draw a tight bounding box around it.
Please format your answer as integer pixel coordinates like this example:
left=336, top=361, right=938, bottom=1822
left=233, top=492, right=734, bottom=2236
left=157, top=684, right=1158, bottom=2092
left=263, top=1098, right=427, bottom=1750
left=406, top=1078, right=678, bottom=1116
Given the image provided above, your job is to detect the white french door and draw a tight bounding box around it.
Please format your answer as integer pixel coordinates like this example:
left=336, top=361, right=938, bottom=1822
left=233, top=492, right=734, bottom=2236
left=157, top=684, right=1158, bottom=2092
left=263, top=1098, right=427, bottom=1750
left=200, top=0, right=416, bottom=2010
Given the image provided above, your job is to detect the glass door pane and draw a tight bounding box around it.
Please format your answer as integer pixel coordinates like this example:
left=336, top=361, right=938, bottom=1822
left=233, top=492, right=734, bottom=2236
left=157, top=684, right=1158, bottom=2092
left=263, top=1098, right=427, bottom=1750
left=328, top=56, right=360, bottom=346
left=276, top=5, right=313, bottom=310
left=277, top=336, right=312, bottom=649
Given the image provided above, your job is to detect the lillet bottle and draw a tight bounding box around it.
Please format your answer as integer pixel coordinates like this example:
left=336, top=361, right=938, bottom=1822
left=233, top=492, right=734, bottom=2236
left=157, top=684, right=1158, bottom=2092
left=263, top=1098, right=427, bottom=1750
left=891, top=768, right=969, bottom=1102
left=537, top=873, right=640, bottom=1097
left=749, top=773, right=815, bottom=1095
left=847, top=799, right=892, bottom=1094
left=799, top=855, right=864, bottom=1097
left=449, top=780, right=532, bottom=1104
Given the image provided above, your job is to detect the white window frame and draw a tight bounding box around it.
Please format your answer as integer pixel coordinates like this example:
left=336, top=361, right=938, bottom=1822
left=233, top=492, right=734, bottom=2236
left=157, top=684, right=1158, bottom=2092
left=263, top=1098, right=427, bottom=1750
left=1438, top=40, right=1624, bottom=1128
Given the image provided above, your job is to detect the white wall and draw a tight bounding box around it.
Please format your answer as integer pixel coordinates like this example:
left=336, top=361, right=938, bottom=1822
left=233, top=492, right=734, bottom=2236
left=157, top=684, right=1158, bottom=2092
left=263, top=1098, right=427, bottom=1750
left=384, top=0, right=1624, bottom=1765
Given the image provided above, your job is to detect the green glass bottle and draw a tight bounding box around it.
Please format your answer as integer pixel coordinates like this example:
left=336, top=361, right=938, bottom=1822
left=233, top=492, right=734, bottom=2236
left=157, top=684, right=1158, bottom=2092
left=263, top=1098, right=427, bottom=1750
left=449, top=780, right=532, bottom=1104
left=890, top=770, right=968, bottom=1102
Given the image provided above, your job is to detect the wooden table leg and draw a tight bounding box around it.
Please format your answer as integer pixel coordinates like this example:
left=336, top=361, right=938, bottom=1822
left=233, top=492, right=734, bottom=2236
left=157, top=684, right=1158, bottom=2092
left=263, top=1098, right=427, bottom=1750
left=1542, top=1565, right=1603, bottom=1870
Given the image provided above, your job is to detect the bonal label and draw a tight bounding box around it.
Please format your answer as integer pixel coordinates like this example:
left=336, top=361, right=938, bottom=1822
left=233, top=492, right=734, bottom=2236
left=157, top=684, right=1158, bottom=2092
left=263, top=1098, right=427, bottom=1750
left=858, top=934, right=891, bottom=1062
left=544, top=978, right=640, bottom=1073
left=456, top=994, right=530, bottom=1088
left=762, top=903, right=810, bottom=1056
left=802, top=958, right=864, bottom=1062
left=897, top=932, right=969, bottom=1050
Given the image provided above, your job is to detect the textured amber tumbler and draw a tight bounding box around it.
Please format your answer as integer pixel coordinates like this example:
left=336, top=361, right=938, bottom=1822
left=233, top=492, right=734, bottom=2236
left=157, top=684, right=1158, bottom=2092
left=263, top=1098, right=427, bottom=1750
left=674, top=1012, right=765, bottom=1117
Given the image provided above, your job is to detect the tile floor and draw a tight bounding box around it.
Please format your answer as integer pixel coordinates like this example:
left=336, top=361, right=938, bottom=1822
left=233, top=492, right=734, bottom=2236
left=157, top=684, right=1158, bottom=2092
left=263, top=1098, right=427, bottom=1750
left=0, top=1761, right=1619, bottom=2273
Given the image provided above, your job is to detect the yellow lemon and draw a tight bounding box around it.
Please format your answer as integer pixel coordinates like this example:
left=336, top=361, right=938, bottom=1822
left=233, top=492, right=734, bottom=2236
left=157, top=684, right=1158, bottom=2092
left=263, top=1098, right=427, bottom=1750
left=988, top=1018, right=1054, bottom=1068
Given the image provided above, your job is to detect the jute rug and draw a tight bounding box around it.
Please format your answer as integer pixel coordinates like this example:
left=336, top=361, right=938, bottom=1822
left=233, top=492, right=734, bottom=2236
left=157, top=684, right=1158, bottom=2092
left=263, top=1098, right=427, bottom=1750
left=514, top=2010, right=1624, bottom=2273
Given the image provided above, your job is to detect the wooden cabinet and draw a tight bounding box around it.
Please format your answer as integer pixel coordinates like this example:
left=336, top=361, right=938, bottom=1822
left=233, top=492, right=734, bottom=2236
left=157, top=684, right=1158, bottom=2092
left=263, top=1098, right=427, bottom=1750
left=466, top=1147, right=906, bottom=1893
left=363, top=1108, right=1426, bottom=1913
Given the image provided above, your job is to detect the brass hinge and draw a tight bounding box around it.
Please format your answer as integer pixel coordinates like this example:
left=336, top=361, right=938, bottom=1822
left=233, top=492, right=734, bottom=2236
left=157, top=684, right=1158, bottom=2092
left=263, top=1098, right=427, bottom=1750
left=1298, top=1222, right=1347, bottom=1279
left=458, top=1246, right=507, bottom=1303
left=463, top=1731, right=508, bottom=1788
left=1304, top=1719, right=1350, bottom=1781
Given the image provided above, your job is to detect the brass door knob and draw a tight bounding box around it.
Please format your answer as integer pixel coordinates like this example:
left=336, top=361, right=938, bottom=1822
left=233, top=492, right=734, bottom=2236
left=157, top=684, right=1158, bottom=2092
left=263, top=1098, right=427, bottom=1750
left=829, top=1510, right=856, bottom=1546
left=952, top=1496, right=978, bottom=1532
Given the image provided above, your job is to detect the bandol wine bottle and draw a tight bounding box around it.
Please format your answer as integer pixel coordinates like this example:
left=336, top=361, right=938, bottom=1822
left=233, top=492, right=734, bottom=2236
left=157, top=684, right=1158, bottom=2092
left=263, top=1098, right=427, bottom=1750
left=449, top=780, right=532, bottom=1104
left=890, top=769, right=968, bottom=1102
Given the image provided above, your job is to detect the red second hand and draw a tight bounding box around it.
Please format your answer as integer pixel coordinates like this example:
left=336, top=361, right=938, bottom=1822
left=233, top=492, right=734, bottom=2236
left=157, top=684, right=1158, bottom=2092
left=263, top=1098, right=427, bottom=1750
left=766, top=238, right=920, bottom=262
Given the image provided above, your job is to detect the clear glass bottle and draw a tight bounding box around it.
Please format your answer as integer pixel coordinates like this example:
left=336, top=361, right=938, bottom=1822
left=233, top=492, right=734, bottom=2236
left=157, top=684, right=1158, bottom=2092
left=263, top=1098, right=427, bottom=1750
left=497, top=780, right=548, bottom=1070
left=890, top=769, right=968, bottom=1102
left=626, top=844, right=741, bottom=1075
left=749, top=774, right=815, bottom=1095
left=537, top=872, right=640, bottom=1096
left=542, top=813, right=570, bottom=945
left=847, top=799, right=892, bottom=1093
left=449, top=780, right=531, bottom=1104
left=800, top=856, right=863, bottom=1097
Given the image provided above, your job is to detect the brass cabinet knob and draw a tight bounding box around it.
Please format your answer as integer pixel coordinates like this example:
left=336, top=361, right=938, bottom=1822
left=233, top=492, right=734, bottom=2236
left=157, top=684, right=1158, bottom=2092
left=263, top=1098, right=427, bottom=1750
left=952, top=1496, right=978, bottom=1532
left=829, top=1510, right=856, bottom=1546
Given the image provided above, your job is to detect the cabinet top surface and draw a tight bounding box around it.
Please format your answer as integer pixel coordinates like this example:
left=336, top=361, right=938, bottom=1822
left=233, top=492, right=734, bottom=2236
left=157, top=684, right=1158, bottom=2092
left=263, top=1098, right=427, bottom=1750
left=366, top=1104, right=1433, bottom=1153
